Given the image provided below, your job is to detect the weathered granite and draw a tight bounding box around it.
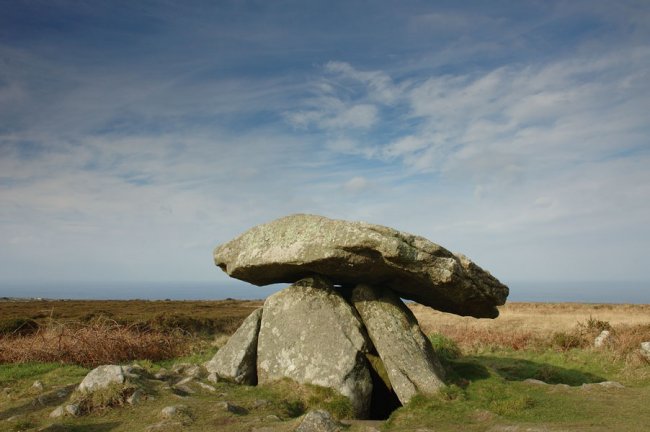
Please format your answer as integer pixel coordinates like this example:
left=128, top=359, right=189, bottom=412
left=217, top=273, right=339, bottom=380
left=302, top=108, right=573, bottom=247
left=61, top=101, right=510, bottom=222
left=257, top=276, right=373, bottom=418
left=295, top=409, right=344, bottom=432
left=77, top=365, right=134, bottom=393
left=214, top=214, right=508, bottom=318
left=205, top=308, right=262, bottom=385
left=352, top=284, right=446, bottom=404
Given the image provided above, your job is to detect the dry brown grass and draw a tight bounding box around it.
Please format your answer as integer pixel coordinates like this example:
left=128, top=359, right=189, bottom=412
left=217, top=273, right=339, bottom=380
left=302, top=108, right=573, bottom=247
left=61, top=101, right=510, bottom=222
left=0, top=318, right=192, bottom=367
left=411, top=302, right=650, bottom=360
left=0, top=299, right=262, bottom=336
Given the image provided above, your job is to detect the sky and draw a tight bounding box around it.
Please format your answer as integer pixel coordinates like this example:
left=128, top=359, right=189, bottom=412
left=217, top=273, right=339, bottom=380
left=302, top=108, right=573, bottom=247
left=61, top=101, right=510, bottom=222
left=1, top=1, right=649, bottom=300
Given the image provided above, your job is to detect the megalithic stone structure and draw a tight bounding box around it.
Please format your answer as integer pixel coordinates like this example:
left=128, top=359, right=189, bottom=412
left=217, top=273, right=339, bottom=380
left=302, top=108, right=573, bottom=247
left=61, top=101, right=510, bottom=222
left=208, top=214, right=509, bottom=418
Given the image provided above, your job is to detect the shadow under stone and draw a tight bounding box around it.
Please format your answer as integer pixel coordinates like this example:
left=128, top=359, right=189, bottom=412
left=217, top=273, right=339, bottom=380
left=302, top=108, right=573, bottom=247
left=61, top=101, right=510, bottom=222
left=365, top=353, right=401, bottom=419
left=460, top=356, right=606, bottom=386
left=0, top=384, right=76, bottom=421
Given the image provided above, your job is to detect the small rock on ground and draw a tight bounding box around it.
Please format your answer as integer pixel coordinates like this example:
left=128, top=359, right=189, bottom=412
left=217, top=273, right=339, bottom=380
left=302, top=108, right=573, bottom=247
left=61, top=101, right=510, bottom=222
left=217, top=401, right=248, bottom=415
left=145, top=420, right=184, bottom=432
left=252, top=399, right=271, bottom=409
left=523, top=379, right=548, bottom=386
left=581, top=381, right=625, bottom=390
left=171, top=363, right=203, bottom=378
left=32, top=380, right=44, bottom=391
left=64, top=403, right=80, bottom=416
left=49, top=406, right=65, bottom=418
left=176, top=376, right=194, bottom=386
left=154, top=369, right=171, bottom=380
left=594, top=330, right=611, bottom=348
left=160, top=405, right=188, bottom=419
left=295, top=410, right=343, bottom=432
left=641, top=341, right=650, bottom=358
left=195, top=382, right=216, bottom=392
left=127, top=389, right=144, bottom=405
left=207, top=372, right=219, bottom=383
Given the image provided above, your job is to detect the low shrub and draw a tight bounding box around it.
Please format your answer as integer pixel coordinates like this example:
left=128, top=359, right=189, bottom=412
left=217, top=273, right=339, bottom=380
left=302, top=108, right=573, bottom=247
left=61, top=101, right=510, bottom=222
left=0, top=319, right=192, bottom=367
left=550, top=331, right=586, bottom=351
left=0, top=318, right=39, bottom=336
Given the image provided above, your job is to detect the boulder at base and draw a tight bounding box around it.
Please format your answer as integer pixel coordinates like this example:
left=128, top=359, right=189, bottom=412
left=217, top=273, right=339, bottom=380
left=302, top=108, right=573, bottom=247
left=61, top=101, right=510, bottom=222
left=78, top=365, right=133, bottom=393
left=352, top=284, right=446, bottom=405
left=214, top=214, right=508, bottom=318
left=205, top=308, right=263, bottom=385
left=257, top=276, right=373, bottom=418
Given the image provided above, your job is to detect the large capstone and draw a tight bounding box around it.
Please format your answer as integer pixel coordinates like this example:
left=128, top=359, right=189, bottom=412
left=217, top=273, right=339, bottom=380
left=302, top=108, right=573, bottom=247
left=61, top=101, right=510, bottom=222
left=352, top=284, right=446, bottom=404
left=214, top=214, right=508, bottom=318
left=204, top=308, right=262, bottom=385
left=257, top=276, right=373, bottom=418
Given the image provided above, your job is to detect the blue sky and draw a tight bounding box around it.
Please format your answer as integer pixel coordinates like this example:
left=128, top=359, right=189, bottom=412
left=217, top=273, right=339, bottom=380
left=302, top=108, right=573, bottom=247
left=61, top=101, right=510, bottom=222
left=1, top=1, right=649, bottom=299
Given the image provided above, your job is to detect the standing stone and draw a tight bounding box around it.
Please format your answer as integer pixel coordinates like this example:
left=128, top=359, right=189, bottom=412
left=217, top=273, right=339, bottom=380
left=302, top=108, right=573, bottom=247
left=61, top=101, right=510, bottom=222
left=257, top=276, right=373, bottom=418
left=205, top=308, right=263, bottom=385
left=214, top=214, right=508, bottom=318
left=352, top=284, right=446, bottom=405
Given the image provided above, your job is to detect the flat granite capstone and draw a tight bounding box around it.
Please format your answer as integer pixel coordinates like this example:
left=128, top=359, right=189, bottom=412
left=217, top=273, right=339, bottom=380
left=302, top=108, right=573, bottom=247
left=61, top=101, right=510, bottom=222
left=214, top=214, right=508, bottom=318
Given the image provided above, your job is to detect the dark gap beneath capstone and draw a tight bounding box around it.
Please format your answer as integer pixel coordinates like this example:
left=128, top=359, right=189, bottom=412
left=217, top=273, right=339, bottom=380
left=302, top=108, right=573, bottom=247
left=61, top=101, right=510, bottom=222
left=366, top=352, right=401, bottom=419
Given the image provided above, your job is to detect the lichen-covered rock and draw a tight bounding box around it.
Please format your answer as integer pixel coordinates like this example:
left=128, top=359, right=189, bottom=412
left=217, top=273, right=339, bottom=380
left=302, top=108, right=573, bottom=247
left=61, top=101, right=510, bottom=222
left=214, top=214, right=508, bottom=318
left=295, top=410, right=344, bottom=432
left=77, top=365, right=134, bottom=393
left=205, top=308, right=262, bottom=385
left=257, top=276, right=373, bottom=418
left=352, top=284, right=446, bottom=404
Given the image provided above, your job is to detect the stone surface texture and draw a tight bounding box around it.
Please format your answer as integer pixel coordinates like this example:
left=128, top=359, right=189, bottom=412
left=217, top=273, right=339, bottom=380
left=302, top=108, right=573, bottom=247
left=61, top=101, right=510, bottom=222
left=351, top=284, right=446, bottom=404
left=204, top=308, right=263, bottom=385
left=257, top=276, right=373, bottom=418
left=295, top=409, right=344, bottom=432
left=641, top=341, right=650, bottom=358
left=594, top=330, right=611, bottom=348
left=77, top=365, right=131, bottom=393
left=214, top=214, right=508, bottom=318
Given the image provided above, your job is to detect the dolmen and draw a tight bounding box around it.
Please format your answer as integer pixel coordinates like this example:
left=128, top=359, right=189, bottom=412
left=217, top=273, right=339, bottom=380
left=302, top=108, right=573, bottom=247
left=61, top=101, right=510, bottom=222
left=206, top=214, right=508, bottom=418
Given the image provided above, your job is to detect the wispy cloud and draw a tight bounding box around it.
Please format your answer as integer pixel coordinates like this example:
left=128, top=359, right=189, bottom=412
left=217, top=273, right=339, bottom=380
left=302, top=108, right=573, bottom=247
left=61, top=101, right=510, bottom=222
left=1, top=1, right=649, bottom=288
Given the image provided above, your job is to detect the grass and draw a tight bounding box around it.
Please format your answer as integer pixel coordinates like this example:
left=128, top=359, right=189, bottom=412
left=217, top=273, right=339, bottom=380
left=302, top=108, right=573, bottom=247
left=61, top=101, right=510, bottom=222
left=0, top=300, right=648, bottom=431
left=387, top=347, right=650, bottom=431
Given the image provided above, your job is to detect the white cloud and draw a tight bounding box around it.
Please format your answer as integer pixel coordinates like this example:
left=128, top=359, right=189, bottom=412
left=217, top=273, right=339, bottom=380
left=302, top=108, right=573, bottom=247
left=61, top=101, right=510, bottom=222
left=343, top=176, right=370, bottom=193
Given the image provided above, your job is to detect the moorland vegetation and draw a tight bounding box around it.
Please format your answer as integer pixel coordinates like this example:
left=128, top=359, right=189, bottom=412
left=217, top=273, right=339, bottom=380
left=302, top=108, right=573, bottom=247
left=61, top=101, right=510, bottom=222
left=0, top=299, right=649, bottom=431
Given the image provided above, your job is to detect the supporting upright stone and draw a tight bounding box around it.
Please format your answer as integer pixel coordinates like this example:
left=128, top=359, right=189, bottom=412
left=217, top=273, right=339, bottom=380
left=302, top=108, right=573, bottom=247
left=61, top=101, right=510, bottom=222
left=257, top=276, right=373, bottom=418
left=205, top=308, right=262, bottom=385
left=351, top=284, right=446, bottom=405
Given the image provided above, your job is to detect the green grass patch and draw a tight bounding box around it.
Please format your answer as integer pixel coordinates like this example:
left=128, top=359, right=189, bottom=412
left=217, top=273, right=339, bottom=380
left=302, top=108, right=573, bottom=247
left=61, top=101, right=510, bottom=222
left=0, top=363, right=88, bottom=387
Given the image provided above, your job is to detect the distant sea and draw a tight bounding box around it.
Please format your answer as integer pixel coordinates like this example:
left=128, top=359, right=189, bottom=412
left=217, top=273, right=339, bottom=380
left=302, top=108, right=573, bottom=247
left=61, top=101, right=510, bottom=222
left=1, top=280, right=649, bottom=304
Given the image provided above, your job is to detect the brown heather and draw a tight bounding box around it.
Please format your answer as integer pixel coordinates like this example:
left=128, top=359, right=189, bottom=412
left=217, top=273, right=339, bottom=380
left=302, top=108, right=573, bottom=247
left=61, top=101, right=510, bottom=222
left=410, top=302, right=650, bottom=363
left=0, top=319, right=192, bottom=367
left=1, top=299, right=648, bottom=367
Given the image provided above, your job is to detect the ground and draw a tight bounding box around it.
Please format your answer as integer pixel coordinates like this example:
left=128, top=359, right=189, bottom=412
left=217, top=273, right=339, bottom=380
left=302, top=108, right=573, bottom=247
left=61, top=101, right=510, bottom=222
left=0, top=300, right=648, bottom=431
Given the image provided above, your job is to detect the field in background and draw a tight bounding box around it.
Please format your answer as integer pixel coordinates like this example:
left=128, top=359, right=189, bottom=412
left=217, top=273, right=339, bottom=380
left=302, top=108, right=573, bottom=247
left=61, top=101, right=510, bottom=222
left=412, top=302, right=650, bottom=335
